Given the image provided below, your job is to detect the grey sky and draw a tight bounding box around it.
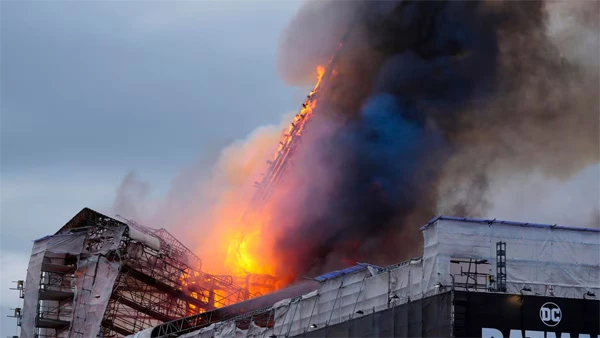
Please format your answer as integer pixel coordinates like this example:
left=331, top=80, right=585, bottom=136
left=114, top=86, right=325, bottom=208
left=0, top=1, right=303, bottom=335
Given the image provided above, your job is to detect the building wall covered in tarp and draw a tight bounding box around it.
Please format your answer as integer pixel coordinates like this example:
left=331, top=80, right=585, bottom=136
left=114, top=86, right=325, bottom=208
left=422, top=218, right=600, bottom=298
left=21, top=233, right=87, bottom=338
left=295, top=292, right=452, bottom=338
left=172, top=291, right=600, bottom=338
left=134, top=217, right=600, bottom=338
left=68, top=226, right=125, bottom=337
left=21, top=223, right=128, bottom=338
left=68, top=256, right=121, bottom=337
left=172, top=292, right=451, bottom=338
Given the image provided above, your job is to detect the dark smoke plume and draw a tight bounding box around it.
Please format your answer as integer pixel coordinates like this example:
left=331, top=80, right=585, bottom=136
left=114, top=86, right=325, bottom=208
left=272, top=0, right=599, bottom=282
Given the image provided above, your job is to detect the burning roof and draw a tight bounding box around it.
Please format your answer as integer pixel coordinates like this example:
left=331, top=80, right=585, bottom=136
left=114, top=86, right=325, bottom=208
left=136, top=216, right=600, bottom=337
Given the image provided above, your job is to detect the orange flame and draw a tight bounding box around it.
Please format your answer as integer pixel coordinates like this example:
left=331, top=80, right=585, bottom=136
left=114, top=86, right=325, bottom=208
left=196, top=64, right=331, bottom=297
left=224, top=65, right=326, bottom=277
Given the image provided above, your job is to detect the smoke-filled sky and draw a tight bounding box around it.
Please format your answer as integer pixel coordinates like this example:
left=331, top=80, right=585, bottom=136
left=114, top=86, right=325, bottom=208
left=262, top=0, right=600, bottom=280
left=1, top=0, right=599, bottom=334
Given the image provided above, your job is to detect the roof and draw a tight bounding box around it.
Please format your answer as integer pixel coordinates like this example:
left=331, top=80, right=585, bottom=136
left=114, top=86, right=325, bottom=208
left=57, top=207, right=127, bottom=234
left=313, top=263, right=381, bottom=282
left=420, top=215, right=600, bottom=233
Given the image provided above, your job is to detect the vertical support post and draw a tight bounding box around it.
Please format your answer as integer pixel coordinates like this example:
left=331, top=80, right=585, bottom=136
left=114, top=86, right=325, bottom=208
left=387, top=270, right=391, bottom=309
left=350, top=278, right=365, bottom=319
left=285, top=299, right=300, bottom=337
left=450, top=276, right=455, bottom=338
left=304, top=292, right=320, bottom=334
left=326, top=280, right=344, bottom=327
left=496, top=241, right=507, bottom=292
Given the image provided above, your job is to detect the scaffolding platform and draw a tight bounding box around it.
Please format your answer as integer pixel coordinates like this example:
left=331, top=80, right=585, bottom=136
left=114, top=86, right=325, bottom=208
left=36, top=318, right=70, bottom=329
left=20, top=208, right=272, bottom=338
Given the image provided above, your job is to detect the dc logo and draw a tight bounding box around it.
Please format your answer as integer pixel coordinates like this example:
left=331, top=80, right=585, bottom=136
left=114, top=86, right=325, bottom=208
left=540, top=302, right=561, bottom=327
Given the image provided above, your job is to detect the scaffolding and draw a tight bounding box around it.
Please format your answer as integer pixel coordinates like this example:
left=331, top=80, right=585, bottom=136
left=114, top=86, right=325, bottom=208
left=449, top=258, right=491, bottom=291
left=495, top=241, right=507, bottom=292
left=20, top=208, right=271, bottom=338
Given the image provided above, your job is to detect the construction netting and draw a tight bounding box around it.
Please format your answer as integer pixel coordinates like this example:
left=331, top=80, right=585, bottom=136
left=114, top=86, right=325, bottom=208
left=22, top=232, right=87, bottom=338
left=160, top=258, right=428, bottom=338
left=69, top=255, right=121, bottom=337
left=21, top=225, right=128, bottom=338
left=158, top=292, right=451, bottom=338
left=423, top=217, right=600, bottom=298
left=148, top=217, right=599, bottom=338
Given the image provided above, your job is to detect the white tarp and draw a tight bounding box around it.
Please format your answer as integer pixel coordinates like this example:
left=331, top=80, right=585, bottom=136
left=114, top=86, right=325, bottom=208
left=215, top=321, right=237, bottom=338
left=422, top=219, right=600, bottom=297
left=22, top=238, right=50, bottom=338
left=137, top=217, right=600, bottom=338
left=69, top=256, right=120, bottom=337
left=89, top=225, right=127, bottom=255
left=272, top=271, right=376, bottom=337
left=21, top=233, right=87, bottom=338
left=178, top=323, right=217, bottom=338
left=127, top=327, right=153, bottom=338
left=246, top=322, right=267, bottom=337
left=127, top=226, right=161, bottom=251
left=189, top=260, right=424, bottom=338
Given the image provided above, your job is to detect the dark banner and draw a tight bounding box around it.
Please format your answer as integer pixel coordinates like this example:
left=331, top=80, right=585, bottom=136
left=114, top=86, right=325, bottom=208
left=454, top=291, right=600, bottom=338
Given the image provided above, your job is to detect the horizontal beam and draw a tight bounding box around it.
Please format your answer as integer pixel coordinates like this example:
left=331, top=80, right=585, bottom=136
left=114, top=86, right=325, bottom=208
left=121, top=264, right=214, bottom=311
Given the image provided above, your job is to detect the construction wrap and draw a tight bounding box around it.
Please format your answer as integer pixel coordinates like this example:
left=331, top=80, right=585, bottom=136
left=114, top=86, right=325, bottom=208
left=266, top=261, right=429, bottom=338
left=127, top=225, right=161, bottom=252
left=21, top=233, right=87, bottom=338
left=172, top=324, right=217, bottom=338
left=22, top=238, right=50, bottom=338
left=129, top=328, right=153, bottom=338
left=88, top=225, right=127, bottom=255
left=180, top=261, right=430, bottom=338
left=422, top=218, right=600, bottom=297
left=171, top=219, right=599, bottom=338
left=69, top=255, right=121, bottom=337
left=310, top=292, right=452, bottom=337
left=245, top=322, right=267, bottom=337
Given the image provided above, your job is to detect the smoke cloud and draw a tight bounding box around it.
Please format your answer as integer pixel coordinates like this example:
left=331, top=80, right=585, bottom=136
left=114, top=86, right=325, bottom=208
left=276, top=1, right=358, bottom=85
left=113, top=0, right=598, bottom=286
left=267, top=0, right=599, bottom=280
left=111, top=171, right=151, bottom=221
left=152, top=114, right=293, bottom=275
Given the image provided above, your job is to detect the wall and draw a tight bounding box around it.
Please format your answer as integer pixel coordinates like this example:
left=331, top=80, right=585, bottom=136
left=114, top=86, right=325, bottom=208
left=423, top=219, right=600, bottom=298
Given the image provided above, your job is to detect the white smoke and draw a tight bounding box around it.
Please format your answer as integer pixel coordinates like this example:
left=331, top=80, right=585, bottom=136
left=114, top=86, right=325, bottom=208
left=480, top=1, right=600, bottom=229
left=111, top=171, right=151, bottom=221
left=485, top=163, right=599, bottom=228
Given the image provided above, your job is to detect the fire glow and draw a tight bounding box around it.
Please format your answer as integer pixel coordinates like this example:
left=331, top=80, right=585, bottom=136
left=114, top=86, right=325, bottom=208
left=199, top=63, right=329, bottom=296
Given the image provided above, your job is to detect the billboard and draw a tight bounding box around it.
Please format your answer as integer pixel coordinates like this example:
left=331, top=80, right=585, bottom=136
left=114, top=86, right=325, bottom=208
left=454, top=291, right=599, bottom=338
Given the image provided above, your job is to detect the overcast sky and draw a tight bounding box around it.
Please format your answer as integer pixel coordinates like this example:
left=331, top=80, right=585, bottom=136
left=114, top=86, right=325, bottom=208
left=0, top=1, right=303, bottom=335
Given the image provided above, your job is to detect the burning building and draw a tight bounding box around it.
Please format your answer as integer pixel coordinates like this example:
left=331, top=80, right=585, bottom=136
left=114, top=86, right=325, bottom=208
left=16, top=208, right=275, bottom=338
left=9, top=0, right=599, bottom=337
left=131, top=216, right=600, bottom=337
left=14, top=213, right=600, bottom=338
left=202, top=0, right=599, bottom=286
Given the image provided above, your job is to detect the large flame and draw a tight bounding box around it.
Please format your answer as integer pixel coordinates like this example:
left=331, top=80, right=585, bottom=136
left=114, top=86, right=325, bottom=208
left=188, top=39, right=344, bottom=300
left=210, top=64, right=328, bottom=294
